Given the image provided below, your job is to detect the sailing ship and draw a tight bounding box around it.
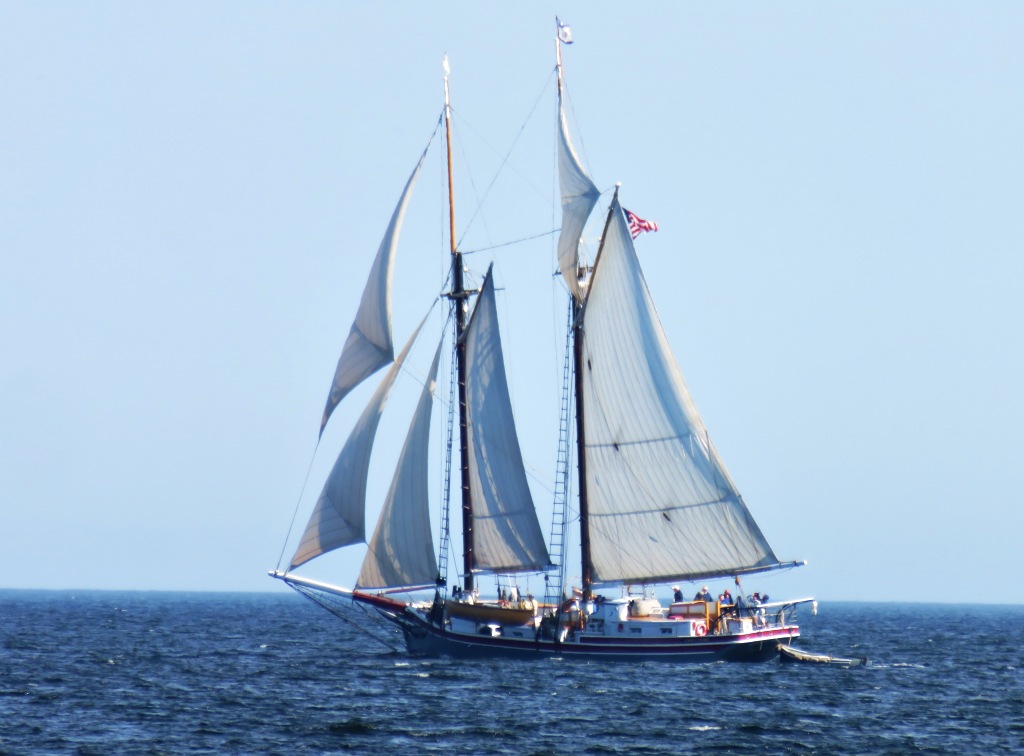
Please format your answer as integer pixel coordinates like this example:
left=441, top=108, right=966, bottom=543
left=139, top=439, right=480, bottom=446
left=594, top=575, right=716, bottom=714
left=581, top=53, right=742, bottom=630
left=270, top=23, right=814, bottom=662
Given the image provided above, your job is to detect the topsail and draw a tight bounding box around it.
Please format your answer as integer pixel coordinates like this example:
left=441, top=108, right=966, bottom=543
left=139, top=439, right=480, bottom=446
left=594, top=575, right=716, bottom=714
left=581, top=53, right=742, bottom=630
left=555, top=58, right=600, bottom=300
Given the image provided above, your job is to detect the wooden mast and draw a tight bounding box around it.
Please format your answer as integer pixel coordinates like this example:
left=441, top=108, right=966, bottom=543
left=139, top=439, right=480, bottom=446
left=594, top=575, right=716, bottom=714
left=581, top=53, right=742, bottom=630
left=443, top=55, right=475, bottom=593
left=572, top=295, right=592, bottom=602
left=557, top=19, right=597, bottom=602
left=557, top=26, right=598, bottom=598
left=575, top=187, right=620, bottom=602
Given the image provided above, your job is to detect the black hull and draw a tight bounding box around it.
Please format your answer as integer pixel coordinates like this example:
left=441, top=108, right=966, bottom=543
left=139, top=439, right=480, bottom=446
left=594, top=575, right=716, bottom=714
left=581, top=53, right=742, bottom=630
left=396, top=612, right=796, bottom=663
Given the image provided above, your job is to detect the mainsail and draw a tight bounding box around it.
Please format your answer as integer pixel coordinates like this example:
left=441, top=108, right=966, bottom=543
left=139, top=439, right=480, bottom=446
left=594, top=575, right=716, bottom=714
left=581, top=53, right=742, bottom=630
left=319, top=149, right=428, bottom=437
left=463, top=267, right=551, bottom=573
left=291, top=315, right=430, bottom=569
left=579, top=197, right=780, bottom=585
left=357, top=338, right=444, bottom=590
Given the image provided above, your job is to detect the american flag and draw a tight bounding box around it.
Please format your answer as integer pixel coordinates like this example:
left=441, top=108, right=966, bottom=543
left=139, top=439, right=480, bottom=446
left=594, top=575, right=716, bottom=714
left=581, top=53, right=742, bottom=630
left=624, top=208, right=658, bottom=239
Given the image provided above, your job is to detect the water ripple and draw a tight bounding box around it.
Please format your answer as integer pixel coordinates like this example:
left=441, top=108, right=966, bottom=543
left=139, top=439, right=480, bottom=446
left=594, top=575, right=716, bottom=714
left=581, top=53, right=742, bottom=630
left=2, top=592, right=1023, bottom=754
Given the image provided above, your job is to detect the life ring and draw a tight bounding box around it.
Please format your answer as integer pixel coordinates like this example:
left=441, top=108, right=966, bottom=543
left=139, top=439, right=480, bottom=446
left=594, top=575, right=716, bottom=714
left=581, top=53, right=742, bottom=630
left=695, top=622, right=707, bottom=636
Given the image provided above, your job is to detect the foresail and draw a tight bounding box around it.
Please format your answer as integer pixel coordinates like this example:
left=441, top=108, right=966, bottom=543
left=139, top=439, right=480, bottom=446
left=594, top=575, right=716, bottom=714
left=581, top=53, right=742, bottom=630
left=290, top=314, right=430, bottom=570
left=319, top=149, right=428, bottom=437
left=357, top=337, right=443, bottom=590
left=579, top=197, right=779, bottom=585
left=556, top=89, right=600, bottom=301
left=464, top=267, right=551, bottom=573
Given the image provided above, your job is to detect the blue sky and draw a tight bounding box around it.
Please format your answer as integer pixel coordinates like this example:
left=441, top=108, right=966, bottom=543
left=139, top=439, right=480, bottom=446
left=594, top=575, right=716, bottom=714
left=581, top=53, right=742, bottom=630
left=2, top=3, right=1022, bottom=604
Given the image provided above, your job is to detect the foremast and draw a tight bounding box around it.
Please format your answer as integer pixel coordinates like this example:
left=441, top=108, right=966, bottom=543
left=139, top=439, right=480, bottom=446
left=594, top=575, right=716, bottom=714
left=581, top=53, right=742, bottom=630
left=443, top=56, right=476, bottom=594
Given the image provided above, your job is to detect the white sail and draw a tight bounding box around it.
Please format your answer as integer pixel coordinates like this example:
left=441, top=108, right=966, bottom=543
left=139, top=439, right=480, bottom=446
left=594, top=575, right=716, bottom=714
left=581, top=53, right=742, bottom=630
left=464, top=267, right=551, bottom=573
left=580, top=197, right=779, bottom=585
left=357, top=338, right=443, bottom=590
left=291, top=315, right=429, bottom=569
left=319, top=150, right=428, bottom=437
left=556, top=87, right=600, bottom=300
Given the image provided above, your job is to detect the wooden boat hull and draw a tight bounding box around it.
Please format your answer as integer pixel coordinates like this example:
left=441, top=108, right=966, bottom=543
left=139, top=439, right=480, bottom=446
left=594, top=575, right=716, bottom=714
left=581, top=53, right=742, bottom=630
left=779, top=644, right=867, bottom=667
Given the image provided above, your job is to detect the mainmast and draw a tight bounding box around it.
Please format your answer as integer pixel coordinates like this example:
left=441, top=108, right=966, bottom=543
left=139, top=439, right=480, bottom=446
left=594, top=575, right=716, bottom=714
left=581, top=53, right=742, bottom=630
left=443, top=55, right=475, bottom=593
left=572, top=293, right=592, bottom=601
left=567, top=26, right=586, bottom=597
left=575, top=188, right=621, bottom=602
left=555, top=24, right=564, bottom=97
left=557, top=18, right=598, bottom=602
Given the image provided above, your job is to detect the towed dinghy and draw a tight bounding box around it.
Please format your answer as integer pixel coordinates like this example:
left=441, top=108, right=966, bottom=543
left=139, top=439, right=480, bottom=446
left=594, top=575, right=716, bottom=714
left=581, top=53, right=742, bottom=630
left=780, top=645, right=868, bottom=667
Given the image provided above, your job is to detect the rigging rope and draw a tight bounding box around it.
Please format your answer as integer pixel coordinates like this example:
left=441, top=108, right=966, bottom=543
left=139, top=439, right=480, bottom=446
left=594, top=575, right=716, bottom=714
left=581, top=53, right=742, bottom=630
left=453, top=69, right=557, bottom=248
left=275, top=439, right=320, bottom=572
left=460, top=228, right=559, bottom=255
left=292, top=584, right=402, bottom=653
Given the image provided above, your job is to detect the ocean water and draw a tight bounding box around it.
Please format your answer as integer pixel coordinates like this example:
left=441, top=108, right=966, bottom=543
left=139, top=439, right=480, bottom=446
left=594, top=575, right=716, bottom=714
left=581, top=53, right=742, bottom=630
left=1, top=591, right=1021, bottom=754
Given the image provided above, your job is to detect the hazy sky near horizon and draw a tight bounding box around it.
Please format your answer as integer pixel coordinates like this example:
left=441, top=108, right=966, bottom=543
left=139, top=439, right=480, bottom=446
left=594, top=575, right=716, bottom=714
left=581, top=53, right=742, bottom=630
left=2, top=3, right=1022, bottom=604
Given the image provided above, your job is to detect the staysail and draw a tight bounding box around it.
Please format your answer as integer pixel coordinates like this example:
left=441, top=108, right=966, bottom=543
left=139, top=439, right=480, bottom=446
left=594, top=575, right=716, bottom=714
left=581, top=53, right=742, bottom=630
left=319, top=149, right=428, bottom=437
left=463, top=267, right=551, bottom=573
left=291, top=314, right=430, bottom=569
left=357, top=337, right=444, bottom=590
left=579, top=197, right=780, bottom=585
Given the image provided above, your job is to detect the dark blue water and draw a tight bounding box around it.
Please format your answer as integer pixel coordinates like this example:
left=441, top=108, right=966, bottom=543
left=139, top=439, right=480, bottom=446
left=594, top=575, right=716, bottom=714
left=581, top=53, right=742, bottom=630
left=1, top=591, right=1021, bottom=754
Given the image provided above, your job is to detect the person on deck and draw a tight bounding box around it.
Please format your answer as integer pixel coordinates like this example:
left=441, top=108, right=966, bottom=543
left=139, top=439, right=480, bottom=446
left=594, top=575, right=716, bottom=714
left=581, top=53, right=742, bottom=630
left=694, top=586, right=713, bottom=603
left=734, top=590, right=749, bottom=611
left=751, top=593, right=767, bottom=627
left=733, top=577, right=754, bottom=617
left=719, top=589, right=733, bottom=606
left=754, top=594, right=770, bottom=626
left=673, top=586, right=683, bottom=603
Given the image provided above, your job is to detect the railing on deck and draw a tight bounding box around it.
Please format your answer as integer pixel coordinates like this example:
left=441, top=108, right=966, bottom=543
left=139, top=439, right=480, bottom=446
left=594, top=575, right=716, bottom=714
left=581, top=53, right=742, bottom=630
left=710, top=598, right=815, bottom=634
